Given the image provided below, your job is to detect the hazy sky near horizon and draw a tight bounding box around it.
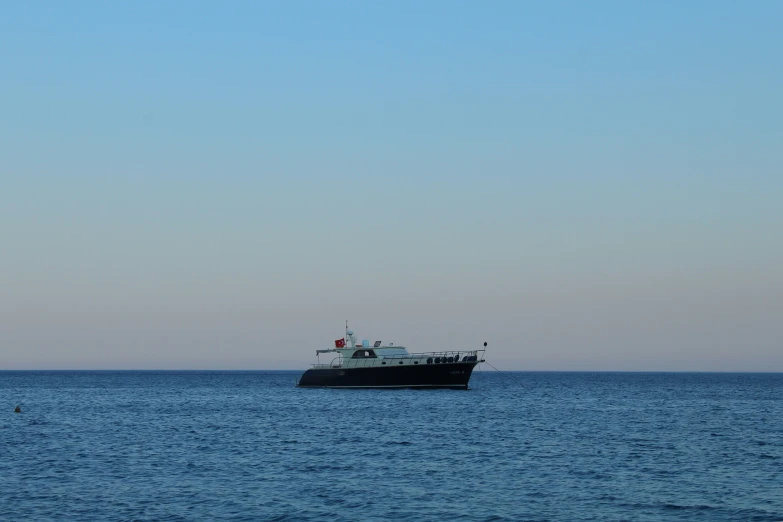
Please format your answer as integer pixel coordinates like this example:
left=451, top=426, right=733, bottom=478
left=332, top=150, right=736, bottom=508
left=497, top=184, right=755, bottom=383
left=1, top=1, right=781, bottom=371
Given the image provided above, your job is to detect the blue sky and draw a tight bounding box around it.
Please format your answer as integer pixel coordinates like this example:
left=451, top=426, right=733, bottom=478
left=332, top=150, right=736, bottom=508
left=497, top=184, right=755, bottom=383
left=1, top=1, right=781, bottom=370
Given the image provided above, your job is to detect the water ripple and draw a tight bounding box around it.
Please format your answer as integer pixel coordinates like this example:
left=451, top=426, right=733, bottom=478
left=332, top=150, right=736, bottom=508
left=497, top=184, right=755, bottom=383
left=1, top=371, right=782, bottom=521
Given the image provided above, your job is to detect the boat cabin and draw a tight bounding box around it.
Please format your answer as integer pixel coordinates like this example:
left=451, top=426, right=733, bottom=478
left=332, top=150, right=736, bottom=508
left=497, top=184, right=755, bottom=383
left=311, top=327, right=482, bottom=370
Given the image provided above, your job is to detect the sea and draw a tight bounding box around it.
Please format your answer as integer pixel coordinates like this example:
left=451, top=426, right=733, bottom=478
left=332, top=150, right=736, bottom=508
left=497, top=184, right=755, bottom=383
left=1, top=371, right=781, bottom=521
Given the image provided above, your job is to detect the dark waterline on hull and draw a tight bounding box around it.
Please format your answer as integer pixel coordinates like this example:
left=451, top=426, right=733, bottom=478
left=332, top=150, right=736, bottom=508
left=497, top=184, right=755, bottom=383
left=297, top=361, right=478, bottom=388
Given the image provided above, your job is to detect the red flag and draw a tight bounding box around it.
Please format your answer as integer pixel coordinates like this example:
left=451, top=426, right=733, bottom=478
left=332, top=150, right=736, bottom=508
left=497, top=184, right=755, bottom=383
left=335, top=339, right=345, bottom=348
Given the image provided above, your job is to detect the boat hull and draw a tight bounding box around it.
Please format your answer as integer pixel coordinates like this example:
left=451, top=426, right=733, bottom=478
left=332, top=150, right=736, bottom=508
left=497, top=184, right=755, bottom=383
left=298, top=362, right=478, bottom=389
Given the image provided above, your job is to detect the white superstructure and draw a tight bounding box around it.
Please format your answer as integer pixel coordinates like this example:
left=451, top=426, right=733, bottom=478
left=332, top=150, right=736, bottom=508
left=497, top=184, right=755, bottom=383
left=313, top=325, right=481, bottom=370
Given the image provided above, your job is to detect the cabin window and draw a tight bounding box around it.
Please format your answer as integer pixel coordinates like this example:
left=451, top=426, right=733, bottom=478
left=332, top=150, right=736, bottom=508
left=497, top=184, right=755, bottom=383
left=351, top=350, right=377, bottom=359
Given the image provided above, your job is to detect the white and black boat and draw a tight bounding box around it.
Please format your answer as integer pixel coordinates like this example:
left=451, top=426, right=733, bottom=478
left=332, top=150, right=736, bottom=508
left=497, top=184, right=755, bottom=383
left=297, top=325, right=486, bottom=389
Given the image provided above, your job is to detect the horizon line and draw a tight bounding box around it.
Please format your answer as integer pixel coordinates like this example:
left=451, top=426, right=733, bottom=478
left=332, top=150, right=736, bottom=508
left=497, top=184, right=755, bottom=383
left=1, top=369, right=782, bottom=374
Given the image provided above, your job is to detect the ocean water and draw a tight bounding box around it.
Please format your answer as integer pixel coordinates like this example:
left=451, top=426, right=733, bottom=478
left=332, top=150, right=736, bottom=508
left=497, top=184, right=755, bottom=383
left=1, top=371, right=781, bottom=521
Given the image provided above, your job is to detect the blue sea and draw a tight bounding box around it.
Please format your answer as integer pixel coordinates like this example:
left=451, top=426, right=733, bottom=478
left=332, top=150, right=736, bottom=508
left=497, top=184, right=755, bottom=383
left=1, top=371, right=781, bottom=521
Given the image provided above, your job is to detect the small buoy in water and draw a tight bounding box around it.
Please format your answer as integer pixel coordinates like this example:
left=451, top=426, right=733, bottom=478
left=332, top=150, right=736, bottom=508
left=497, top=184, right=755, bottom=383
left=14, top=405, right=21, bottom=413
left=483, top=342, right=487, bottom=347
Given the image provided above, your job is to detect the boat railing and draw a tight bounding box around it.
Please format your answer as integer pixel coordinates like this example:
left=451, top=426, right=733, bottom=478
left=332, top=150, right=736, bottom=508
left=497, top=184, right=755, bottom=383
left=309, top=350, right=484, bottom=369
left=383, top=350, right=480, bottom=360
left=310, top=356, right=343, bottom=370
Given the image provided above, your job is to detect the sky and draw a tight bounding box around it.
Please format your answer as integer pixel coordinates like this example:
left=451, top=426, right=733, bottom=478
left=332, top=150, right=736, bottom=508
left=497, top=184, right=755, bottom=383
left=1, top=1, right=781, bottom=371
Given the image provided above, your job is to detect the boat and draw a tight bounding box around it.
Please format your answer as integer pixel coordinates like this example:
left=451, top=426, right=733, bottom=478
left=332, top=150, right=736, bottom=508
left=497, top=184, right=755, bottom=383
left=297, top=324, right=486, bottom=389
